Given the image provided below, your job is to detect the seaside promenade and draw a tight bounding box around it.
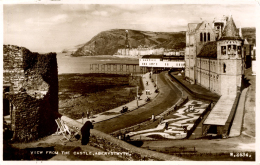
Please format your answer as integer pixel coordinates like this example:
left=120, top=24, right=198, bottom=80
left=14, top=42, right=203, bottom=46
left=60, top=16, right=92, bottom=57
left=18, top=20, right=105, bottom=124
left=65, top=71, right=247, bottom=138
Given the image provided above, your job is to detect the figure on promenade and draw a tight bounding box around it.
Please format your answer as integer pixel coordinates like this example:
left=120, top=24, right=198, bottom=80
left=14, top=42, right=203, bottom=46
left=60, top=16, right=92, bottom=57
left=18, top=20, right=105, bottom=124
left=81, top=121, right=94, bottom=145
left=86, top=111, right=90, bottom=119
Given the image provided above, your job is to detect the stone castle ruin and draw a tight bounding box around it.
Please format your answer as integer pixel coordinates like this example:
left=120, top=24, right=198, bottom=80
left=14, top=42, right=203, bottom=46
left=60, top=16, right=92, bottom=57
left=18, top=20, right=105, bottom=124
left=3, top=45, right=59, bottom=142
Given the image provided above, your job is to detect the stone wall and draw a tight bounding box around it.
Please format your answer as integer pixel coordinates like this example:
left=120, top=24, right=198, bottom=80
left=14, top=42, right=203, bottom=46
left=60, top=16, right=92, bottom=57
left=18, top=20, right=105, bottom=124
left=3, top=45, right=25, bottom=93
left=61, top=116, right=186, bottom=161
left=3, top=45, right=59, bottom=142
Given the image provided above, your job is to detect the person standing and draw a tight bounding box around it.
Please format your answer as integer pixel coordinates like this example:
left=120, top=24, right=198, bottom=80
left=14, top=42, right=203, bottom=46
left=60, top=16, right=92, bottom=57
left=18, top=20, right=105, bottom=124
left=86, top=111, right=90, bottom=119
left=165, top=122, right=169, bottom=130
left=81, top=121, right=94, bottom=145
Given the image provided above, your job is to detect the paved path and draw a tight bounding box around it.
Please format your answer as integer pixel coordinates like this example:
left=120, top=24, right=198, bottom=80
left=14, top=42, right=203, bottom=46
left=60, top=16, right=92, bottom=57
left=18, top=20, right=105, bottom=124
left=229, top=88, right=248, bottom=137
left=76, top=72, right=158, bottom=124
left=93, top=72, right=182, bottom=133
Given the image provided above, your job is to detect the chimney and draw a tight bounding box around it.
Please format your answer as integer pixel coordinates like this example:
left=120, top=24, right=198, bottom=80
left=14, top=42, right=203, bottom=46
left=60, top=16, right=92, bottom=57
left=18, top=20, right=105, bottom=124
left=218, top=25, right=222, bottom=40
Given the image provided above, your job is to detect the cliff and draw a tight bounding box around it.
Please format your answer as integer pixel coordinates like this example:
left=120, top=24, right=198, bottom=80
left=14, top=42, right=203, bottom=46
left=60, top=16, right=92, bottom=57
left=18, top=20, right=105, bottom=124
left=72, top=29, right=186, bottom=56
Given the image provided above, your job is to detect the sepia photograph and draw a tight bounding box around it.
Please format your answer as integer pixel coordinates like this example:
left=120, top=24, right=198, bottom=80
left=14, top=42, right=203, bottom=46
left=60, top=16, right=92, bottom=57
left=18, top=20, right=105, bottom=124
left=2, top=0, right=258, bottom=162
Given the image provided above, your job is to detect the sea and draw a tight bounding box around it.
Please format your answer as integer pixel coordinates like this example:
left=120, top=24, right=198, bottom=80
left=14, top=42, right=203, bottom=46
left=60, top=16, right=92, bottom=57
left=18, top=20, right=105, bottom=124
left=57, top=53, right=140, bottom=74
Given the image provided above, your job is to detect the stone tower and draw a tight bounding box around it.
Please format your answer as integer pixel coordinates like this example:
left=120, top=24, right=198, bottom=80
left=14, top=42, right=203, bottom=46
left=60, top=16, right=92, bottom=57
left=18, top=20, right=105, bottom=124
left=217, top=15, right=243, bottom=95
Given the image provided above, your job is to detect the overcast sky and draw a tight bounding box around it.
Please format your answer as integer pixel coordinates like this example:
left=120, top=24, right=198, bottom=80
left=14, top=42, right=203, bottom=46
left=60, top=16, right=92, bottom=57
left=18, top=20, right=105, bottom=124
left=3, top=1, right=258, bottom=53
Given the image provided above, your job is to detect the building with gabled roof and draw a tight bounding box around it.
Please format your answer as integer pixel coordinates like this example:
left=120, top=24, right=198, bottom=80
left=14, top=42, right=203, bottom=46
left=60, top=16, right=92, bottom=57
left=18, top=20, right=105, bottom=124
left=185, top=15, right=247, bottom=137
left=186, top=15, right=244, bottom=95
left=185, top=21, right=216, bottom=84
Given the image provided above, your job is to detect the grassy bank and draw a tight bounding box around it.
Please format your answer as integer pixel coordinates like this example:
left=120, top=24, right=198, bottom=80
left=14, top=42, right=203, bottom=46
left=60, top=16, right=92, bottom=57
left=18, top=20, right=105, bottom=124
left=58, top=73, right=143, bottom=119
left=243, top=67, right=255, bottom=137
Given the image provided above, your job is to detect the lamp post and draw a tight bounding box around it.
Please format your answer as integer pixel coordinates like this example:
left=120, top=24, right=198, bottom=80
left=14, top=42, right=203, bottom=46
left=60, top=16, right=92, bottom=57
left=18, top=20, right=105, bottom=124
left=136, top=86, right=139, bottom=107
left=156, top=74, right=158, bottom=89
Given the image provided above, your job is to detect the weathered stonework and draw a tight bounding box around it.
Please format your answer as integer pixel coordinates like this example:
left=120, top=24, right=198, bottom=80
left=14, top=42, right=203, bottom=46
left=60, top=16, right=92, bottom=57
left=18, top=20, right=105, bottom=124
left=3, top=45, right=59, bottom=142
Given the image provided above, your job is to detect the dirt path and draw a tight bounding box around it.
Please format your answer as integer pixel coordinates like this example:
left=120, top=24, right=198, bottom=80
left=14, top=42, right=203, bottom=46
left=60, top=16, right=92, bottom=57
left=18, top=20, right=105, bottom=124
left=93, top=71, right=182, bottom=133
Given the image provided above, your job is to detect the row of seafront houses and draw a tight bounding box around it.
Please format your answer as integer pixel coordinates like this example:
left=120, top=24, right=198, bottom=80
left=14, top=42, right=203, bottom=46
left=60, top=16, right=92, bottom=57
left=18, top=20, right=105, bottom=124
left=3, top=15, right=256, bottom=142
left=116, top=47, right=185, bottom=57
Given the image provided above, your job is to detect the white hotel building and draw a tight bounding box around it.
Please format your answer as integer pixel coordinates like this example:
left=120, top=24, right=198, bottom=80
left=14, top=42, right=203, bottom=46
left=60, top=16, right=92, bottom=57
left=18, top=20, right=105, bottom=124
left=139, top=55, right=185, bottom=69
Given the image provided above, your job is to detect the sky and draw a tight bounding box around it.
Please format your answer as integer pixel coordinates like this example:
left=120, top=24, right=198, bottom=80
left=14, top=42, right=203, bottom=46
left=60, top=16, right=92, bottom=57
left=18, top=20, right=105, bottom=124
left=2, top=0, right=258, bottom=53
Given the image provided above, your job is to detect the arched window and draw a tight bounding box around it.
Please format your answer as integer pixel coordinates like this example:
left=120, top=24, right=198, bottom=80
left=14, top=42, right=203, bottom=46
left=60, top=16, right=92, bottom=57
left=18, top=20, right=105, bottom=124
left=208, top=32, right=210, bottom=41
left=200, top=33, right=203, bottom=41
left=204, top=33, right=206, bottom=42
left=223, top=63, right=226, bottom=73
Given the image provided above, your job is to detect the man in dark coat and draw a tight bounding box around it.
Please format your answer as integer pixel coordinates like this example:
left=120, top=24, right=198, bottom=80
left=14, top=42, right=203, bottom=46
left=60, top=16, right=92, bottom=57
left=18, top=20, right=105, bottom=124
left=81, top=121, right=94, bottom=145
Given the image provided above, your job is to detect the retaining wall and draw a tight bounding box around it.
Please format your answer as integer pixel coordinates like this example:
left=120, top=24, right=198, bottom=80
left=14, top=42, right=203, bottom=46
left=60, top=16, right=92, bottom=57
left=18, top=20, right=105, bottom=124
left=168, top=71, right=220, bottom=102
left=61, top=116, right=186, bottom=161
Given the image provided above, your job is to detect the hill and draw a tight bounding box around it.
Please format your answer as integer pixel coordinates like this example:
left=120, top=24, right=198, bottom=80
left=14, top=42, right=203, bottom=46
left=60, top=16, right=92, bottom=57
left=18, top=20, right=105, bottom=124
left=242, top=27, right=256, bottom=45
left=71, top=29, right=186, bottom=56
left=71, top=27, right=255, bottom=56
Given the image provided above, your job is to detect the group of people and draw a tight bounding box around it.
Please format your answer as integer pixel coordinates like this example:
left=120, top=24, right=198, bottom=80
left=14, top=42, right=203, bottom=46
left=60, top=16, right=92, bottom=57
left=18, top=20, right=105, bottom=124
left=120, top=106, right=129, bottom=113
left=145, top=89, right=151, bottom=95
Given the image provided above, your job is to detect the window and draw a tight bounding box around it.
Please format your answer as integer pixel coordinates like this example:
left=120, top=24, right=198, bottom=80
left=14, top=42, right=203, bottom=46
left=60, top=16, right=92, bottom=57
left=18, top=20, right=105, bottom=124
left=200, top=33, right=203, bottom=41
left=208, top=32, right=210, bottom=41
left=223, top=63, right=226, bottom=73
left=238, top=46, right=241, bottom=56
left=204, top=33, right=206, bottom=42
left=221, top=46, right=226, bottom=55
left=233, top=45, right=237, bottom=55
left=228, top=45, right=231, bottom=55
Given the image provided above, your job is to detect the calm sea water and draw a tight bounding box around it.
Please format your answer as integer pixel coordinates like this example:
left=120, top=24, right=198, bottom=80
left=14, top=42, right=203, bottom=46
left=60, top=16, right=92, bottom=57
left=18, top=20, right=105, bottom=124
left=57, top=53, right=140, bottom=74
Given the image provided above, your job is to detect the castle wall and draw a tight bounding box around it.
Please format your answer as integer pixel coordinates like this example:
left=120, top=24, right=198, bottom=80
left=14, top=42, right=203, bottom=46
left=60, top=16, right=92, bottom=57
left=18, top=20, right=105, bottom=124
left=3, top=45, right=59, bottom=142
left=3, top=45, right=25, bottom=93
